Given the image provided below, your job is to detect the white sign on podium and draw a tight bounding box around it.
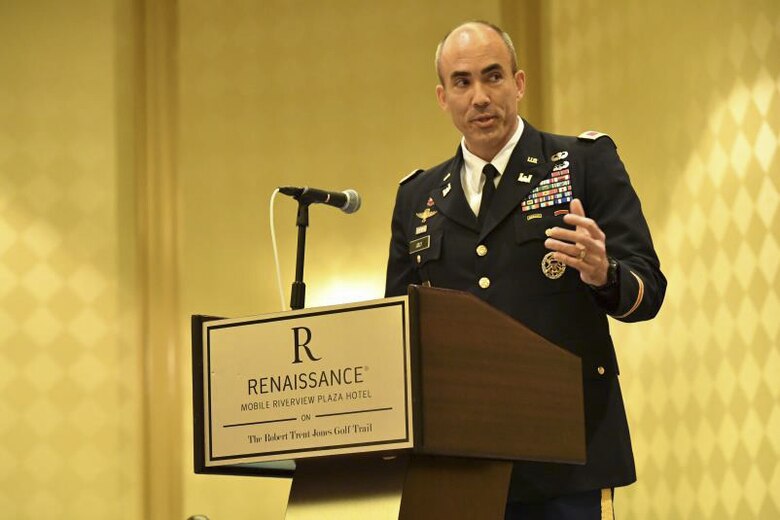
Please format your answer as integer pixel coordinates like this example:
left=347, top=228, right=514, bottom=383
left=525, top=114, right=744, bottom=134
left=201, top=296, right=413, bottom=467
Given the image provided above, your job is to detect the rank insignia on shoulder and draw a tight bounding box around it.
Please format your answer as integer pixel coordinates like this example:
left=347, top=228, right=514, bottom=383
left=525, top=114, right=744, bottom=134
left=415, top=208, right=438, bottom=223
left=400, top=168, right=424, bottom=185
left=578, top=130, right=610, bottom=141
left=551, top=151, right=568, bottom=162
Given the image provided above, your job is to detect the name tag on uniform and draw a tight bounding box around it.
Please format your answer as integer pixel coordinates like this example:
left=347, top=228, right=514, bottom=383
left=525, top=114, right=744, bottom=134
left=409, top=235, right=430, bottom=254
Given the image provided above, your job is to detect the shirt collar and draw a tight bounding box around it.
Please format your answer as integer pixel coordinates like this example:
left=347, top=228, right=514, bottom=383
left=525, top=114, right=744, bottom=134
left=460, top=116, right=525, bottom=177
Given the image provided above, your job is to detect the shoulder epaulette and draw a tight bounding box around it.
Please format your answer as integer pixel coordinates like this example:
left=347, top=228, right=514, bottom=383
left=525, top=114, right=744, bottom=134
left=399, top=168, right=424, bottom=185
left=578, top=130, right=610, bottom=141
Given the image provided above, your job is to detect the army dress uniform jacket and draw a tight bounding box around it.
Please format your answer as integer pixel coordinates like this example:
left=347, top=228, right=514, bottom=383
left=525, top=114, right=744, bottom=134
left=384, top=121, right=666, bottom=502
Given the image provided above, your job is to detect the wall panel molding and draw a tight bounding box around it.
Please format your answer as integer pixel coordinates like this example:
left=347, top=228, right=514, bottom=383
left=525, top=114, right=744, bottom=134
left=133, top=0, right=182, bottom=518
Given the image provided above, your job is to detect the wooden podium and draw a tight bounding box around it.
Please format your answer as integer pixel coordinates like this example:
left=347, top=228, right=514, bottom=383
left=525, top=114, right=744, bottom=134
left=192, top=286, right=585, bottom=519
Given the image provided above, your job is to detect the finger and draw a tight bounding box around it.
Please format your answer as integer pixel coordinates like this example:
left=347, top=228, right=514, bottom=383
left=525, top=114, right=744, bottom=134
left=562, top=213, right=605, bottom=242
left=546, top=226, right=597, bottom=247
left=544, top=237, right=584, bottom=258
left=545, top=228, right=606, bottom=259
left=570, top=198, right=586, bottom=217
left=552, top=251, right=597, bottom=271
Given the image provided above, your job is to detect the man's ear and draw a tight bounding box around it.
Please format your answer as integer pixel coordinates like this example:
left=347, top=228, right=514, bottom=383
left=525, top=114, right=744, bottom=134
left=435, top=84, right=448, bottom=111
left=515, top=70, right=526, bottom=101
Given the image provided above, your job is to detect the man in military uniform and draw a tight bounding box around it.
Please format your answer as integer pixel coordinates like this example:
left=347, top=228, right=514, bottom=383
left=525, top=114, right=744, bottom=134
left=385, top=21, right=666, bottom=518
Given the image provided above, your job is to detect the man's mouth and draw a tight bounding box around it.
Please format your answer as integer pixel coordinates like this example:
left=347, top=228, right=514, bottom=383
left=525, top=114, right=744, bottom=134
left=471, top=114, right=497, bottom=127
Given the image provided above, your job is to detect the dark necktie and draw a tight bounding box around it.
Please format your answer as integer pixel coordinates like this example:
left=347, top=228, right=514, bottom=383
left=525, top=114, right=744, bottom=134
left=479, top=163, right=499, bottom=226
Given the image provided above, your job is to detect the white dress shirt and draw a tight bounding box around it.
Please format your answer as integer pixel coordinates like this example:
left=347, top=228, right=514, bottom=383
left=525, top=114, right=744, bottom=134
left=460, top=116, right=525, bottom=216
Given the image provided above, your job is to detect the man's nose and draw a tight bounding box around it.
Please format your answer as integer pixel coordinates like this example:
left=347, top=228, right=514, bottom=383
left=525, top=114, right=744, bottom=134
left=472, top=82, right=490, bottom=107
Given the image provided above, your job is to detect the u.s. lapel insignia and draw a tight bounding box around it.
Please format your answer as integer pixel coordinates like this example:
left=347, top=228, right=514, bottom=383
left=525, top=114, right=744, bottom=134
left=551, top=151, right=568, bottom=162
left=442, top=183, right=452, bottom=197
left=518, top=172, right=533, bottom=183
left=541, top=252, right=566, bottom=279
left=443, top=172, right=451, bottom=182
left=526, top=156, right=538, bottom=164
left=415, top=208, right=438, bottom=223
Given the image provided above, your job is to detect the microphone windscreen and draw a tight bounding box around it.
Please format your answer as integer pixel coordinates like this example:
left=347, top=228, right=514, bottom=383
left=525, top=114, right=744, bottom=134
left=342, top=189, right=361, bottom=214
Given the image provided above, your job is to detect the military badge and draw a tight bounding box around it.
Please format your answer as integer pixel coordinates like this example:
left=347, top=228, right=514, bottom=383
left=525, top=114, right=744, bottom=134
left=415, top=208, right=438, bottom=223
left=553, top=160, right=569, bottom=172
left=541, top=252, right=566, bottom=279
left=426, top=197, right=434, bottom=207
left=409, top=235, right=431, bottom=254
left=551, top=151, right=569, bottom=162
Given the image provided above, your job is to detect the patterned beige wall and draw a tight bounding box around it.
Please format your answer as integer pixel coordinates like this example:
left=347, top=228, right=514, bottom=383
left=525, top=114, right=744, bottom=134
left=541, top=1, right=780, bottom=518
left=4, top=0, right=777, bottom=518
left=0, top=0, right=142, bottom=519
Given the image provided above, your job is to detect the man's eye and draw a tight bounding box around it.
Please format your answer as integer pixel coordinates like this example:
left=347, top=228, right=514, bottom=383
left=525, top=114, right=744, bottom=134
left=488, top=72, right=503, bottom=82
left=453, top=78, right=469, bottom=87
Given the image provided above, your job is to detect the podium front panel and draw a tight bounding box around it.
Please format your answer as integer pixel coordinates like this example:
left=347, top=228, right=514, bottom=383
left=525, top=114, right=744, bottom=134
left=195, top=297, right=413, bottom=471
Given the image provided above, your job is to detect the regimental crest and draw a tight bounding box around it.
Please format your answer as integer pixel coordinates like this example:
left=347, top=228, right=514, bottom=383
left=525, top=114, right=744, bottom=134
left=541, top=252, right=566, bottom=279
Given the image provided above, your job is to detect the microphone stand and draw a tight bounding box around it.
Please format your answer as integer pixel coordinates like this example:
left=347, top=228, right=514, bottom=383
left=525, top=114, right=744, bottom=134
left=290, top=200, right=309, bottom=310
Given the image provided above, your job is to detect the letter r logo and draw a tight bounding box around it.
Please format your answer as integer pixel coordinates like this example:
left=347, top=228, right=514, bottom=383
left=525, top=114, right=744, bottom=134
left=291, top=326, right=321, bottom=364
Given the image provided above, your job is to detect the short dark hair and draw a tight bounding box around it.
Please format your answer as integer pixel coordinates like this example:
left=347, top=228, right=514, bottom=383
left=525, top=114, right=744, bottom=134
left=435, top=21, right=519, bottom=84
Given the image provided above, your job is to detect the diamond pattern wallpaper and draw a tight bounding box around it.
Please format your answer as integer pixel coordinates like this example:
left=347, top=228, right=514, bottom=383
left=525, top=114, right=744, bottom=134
left=543, top=1, right=780, bottom=518
left=0, top=1, right=142, bottom=519
left=2, top=0, right=778, bottom=518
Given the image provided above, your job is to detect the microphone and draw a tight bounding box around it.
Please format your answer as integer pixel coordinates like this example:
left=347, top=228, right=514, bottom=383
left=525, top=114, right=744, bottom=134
left=279, top=186, right=361, bottom=214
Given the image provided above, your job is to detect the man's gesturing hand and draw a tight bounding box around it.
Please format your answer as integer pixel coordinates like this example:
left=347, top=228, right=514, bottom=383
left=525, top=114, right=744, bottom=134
left=543, top=198, right=610, bottom=287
